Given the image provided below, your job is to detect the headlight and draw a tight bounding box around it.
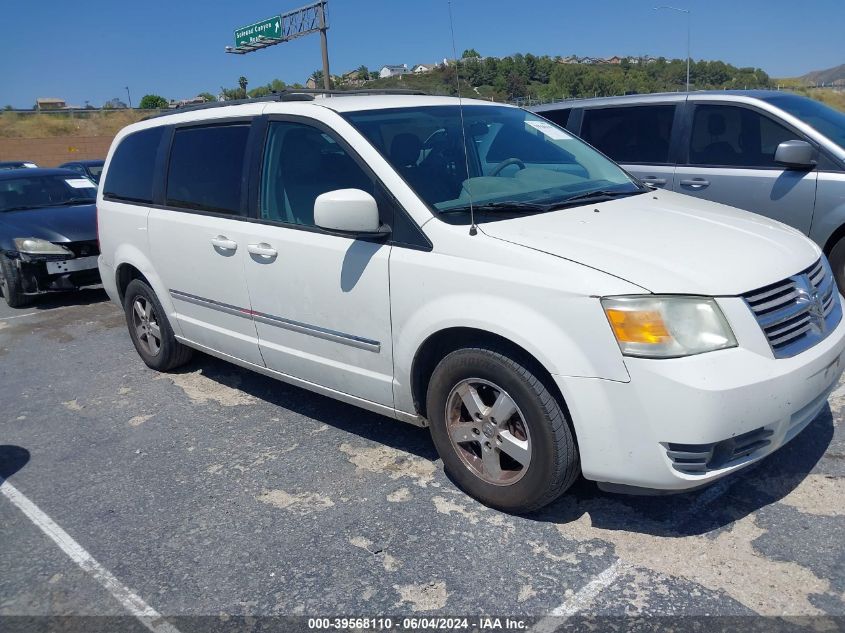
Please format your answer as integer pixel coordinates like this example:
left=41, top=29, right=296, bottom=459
left=601, top=295, right=737, bottom=358
left=13, top=238, right=73, bottom=256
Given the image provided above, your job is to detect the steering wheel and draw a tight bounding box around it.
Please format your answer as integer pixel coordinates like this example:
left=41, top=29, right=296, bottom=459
left=490, top=158, right=526, bottom=176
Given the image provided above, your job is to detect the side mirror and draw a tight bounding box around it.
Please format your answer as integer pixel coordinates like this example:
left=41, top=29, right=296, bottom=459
left=314, top=189, right=390, bottom=238
left=775, top=140, right=816, bottom=169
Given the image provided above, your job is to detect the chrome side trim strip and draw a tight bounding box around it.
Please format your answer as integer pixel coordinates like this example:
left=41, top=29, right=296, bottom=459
left=174, top=335, right=428, bottom=427
left=169, top=289, right=381, bottom=353
left=170, top=289, right=250, bottom=318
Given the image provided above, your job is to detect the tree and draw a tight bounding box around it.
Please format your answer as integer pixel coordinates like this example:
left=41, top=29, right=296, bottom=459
left=197, top=92, right=216, bottom=102
left=139, top=94, right=168, bottom=109
left=357, top=65, right=370, bottom=81
left=248, top=85, right=272, bottom=98
left=238, top=76, right=248, bottom=98
left=103, top=98, right=127, bottom=109
left=462, top=48, right=481, bottom=59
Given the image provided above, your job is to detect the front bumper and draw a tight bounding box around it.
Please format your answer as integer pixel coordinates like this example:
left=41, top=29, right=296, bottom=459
left=15, top=255, right=101, bottom=295
left=556, top=295, right=845, bottom=491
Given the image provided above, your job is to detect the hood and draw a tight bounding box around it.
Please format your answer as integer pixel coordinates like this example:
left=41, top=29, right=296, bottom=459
left=0, top=203, right=96, bottom=248
left=479, top=190, right=820, bottom=295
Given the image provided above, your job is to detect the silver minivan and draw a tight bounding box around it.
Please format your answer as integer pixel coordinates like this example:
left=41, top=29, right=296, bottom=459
left=532, top=91, right=845, bottom=288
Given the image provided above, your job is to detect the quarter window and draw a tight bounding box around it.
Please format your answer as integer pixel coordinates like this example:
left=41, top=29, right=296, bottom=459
left=688, top=105, right=800, bottom=168
left=103, top=127, right=164, bottom=203
left=259, top=121, right=374, bottom=226
left=581, top=105, right=676, bottom=164
left=165, top=124, right=250, bottom=215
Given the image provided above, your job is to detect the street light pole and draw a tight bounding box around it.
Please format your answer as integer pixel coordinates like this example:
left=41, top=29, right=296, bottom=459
left=125, top=86, right=132, bottom=109
left=654, top=6, right=691, bottom=92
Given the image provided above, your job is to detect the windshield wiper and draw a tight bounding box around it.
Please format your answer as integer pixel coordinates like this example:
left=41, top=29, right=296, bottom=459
left=439, top=201, right=551, bottom=215
left=61, top=198, right=96, bottom=205
left=555, top=188, right=645, bottom=206
left=0, top=204, right=55, bottom=212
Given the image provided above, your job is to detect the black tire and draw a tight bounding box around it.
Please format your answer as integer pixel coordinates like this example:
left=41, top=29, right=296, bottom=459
left=123, top=278, right=192, bottom=371
left=426, top=346, right=579, bottom=514
left=0, top=254, right=33, bottom=308
left=828, top=237, right=845, bottom=295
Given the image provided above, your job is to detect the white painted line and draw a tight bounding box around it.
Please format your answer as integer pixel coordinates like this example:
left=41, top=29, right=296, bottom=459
left=0, top=479, right=181, bottom=633
left=531, top=467, right=752, bottom=627
left=530, top=561, right=623, bottom=632
left=0, top=312, right=38, bottom=321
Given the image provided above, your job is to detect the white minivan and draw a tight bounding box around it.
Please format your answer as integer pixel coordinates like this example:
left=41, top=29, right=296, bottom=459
left=97, top=92, right=845, bottom=513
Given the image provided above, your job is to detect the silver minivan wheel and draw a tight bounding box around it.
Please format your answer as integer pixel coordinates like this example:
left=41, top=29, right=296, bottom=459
left=445, top=378, right=532, bottom=485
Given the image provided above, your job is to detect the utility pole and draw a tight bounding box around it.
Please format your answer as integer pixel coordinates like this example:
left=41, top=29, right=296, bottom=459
left=654, top=6, right=691, bottom=92
left=125, top=86, right=132, bottom=108
left=318, top=0, right=331, bottom=90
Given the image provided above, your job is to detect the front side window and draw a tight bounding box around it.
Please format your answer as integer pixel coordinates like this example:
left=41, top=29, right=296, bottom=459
left=103, top=127, right=164, bottom=203
left=580, top=105, right=676, bottom=164
left=0, top=175, right=96, bottom=212
left=764, top=94, right=845, bottom=151
left=166, top=124, right=250, bottom=215
left=343, top=105, right=640, bottom=217
left=687, top=105, right=799, bottom=168
left=259, top=121, right=374, bottom=226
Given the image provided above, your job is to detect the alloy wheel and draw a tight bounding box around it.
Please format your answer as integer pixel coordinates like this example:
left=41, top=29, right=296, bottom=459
left=444, top=378, right=532, bottom=485
left=132, top=297, right=162, bottom=356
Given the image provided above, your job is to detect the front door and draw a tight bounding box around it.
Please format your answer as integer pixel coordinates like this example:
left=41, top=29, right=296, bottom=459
left=148, top=121, right=263, bottom=366
left=673, top=103, right=818, bottom=234
left=242, top=118, right=395, bottom=406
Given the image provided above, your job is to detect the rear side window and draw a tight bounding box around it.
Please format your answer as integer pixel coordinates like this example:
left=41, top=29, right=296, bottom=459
left=581, top=105, right=676, bottom=164
left=539, top=108, right=571, bottom=129
left=165, top=124, right=251, bottom=215
left=103, top=127, right=164, bottom=203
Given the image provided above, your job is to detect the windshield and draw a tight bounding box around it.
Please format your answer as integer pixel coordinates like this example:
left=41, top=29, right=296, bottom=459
left=0, top=174, right=97, bottom=212
left=765, top=94, right=845, bottom=150
left=343, top=105, right=641, bottom=216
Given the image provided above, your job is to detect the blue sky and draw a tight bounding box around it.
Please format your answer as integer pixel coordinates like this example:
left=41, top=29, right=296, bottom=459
left=1, top=0, right=842, bottom=108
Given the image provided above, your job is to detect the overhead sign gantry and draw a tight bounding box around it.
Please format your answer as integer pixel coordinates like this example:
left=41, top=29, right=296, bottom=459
left=225, top=1, right=331, bottom=90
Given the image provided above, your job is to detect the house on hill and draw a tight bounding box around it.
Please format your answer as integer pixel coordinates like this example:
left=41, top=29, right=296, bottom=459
left=379, top=64, right=409, bottom=79
left=412, top=63, right=437, bottom=74
left=35, top=97, right=66, bottom=110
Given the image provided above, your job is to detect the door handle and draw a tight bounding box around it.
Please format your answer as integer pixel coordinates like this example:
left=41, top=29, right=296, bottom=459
left=247, top=243, right=278, bottom=258
left=641, top=177, right=667, bottom=187
left=679, top=178, right=710, bottom=189
left=210, top=235, right=237, bottom=251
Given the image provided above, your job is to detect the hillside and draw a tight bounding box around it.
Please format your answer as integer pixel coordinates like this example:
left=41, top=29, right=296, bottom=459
left=799, top=63, right=845, bottom=87
left=339, top=55, right=773, bottom=102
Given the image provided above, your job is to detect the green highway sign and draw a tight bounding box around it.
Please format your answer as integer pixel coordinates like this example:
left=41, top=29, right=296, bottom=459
left=234, top=15, right=282, bottom=47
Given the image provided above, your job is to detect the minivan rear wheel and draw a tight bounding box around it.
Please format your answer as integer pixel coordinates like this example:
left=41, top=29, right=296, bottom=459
left=426, top=346, right=579, bottom=513
left=123, top=279, right=192, bottom=371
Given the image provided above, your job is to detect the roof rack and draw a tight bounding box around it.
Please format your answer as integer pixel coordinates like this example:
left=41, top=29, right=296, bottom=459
left=144, top=88, right=429, bottom=119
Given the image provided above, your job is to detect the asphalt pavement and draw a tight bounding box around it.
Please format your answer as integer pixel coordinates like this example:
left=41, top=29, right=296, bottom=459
left=1, top=289, right=844, bottom=631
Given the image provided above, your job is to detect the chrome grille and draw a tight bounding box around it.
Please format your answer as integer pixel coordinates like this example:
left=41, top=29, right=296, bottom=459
left=743, top=257, right=841, bottom=358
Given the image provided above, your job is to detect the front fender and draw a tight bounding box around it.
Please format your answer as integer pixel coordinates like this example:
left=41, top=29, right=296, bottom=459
left=391, top=291, right=631, bottom=415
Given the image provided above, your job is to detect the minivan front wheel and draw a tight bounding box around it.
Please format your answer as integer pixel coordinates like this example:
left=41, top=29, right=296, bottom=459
left=828, top=237, right=845, bottom=294
left=427, top=346, right=579, bottom=513
left=123, top=279, right=192, bottom=371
